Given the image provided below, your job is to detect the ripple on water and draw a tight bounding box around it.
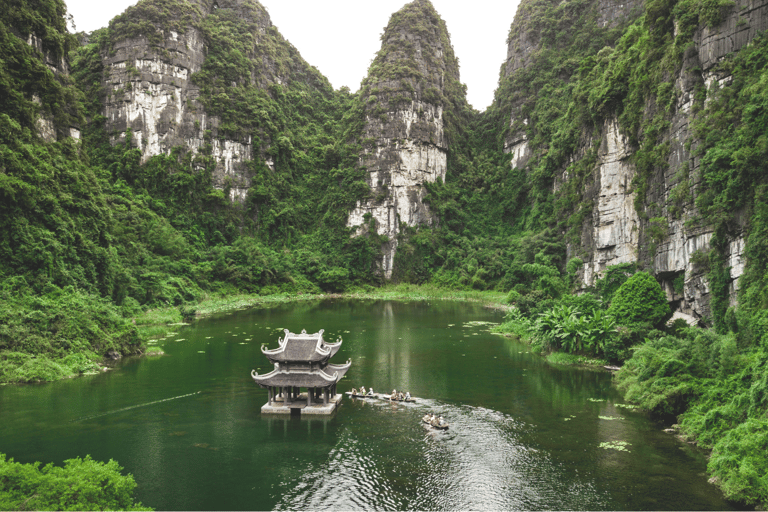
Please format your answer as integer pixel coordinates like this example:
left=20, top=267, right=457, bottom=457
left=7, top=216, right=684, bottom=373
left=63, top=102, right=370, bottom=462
left=271, top=398, right=614, bottom=511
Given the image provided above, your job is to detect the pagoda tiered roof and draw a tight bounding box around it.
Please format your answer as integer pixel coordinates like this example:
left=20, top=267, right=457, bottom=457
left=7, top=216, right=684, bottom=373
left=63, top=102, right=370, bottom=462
left=261, top=329, right=341, bottom=364
left=251, top=361, right=351, bottom=388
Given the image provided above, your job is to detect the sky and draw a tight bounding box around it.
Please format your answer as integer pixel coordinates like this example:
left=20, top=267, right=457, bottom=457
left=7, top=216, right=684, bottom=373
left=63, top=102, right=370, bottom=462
left=63, top=0, right=522, bottom=111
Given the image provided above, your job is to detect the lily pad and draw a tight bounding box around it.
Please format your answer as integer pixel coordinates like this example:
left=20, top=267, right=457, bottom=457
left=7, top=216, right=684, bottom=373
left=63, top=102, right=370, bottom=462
left=599, top=441, right=631, bottom=452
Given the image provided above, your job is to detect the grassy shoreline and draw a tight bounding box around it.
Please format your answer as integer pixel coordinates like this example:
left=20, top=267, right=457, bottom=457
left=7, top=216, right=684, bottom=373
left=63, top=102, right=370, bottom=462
left=135, top=285, right=511, bottom=336
left=1, top=285, right=509, bottom=385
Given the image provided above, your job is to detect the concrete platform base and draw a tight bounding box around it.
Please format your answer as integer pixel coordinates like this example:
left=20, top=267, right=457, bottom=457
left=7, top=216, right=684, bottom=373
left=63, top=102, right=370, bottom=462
left=261, top=393, right=342, bottom=415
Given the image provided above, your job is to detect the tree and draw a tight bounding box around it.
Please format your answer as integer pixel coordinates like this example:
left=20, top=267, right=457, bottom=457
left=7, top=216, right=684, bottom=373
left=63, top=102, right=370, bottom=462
left=0, top=453, right=152, bottom=511
left=607, top=271, right=670, bottom=327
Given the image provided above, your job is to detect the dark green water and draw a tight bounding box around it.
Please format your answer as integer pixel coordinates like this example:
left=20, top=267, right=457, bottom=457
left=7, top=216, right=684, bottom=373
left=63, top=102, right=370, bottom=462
left=0, top=299, right=737, bottom=510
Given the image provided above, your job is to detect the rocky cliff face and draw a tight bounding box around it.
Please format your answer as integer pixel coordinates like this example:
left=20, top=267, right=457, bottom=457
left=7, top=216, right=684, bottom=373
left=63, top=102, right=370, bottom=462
left=594, top=0, right=766, bottom=320
left=24, top=33, right=71, bottom=142
left=650, top=0, right=767, bottom=317
left=348, top=0, right=466, bottom=279
left=100, top=0, right=283, bottom=202
left=501, top=0, right=768, bottom=321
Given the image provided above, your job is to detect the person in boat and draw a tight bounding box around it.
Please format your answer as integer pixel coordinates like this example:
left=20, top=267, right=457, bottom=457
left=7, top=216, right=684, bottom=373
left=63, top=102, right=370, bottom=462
left=351, top=388, right=358, bottom=396
left=437, top=416, right=446, bottom=426
left=390, top=389, right=397, bottom=400
left=367, top=387, right=375, bottom=396
left=359, top=386, right=366, bottom=396
left=398, top=392, right=405, bottom=401
left=405, top=391, right=411, bottom=400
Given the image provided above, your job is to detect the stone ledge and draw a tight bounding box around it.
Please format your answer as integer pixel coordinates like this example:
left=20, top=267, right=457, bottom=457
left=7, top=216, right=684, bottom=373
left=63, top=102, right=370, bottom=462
left=260, top=393, right=342, bottom=415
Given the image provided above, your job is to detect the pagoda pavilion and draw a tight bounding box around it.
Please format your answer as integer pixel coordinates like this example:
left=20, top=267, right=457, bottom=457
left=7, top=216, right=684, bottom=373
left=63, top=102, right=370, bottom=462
left=251, top=329, right=351, bottom=415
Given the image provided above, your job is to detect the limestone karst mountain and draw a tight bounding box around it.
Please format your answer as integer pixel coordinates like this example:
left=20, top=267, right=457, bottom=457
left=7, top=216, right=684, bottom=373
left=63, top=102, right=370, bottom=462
left=98, top=0, right=342, bottom=201
left=492, top=0, right=768, bottom=321
left=6, top=0, right=767, bottom=321
left=346, top=0, right=471, bottom=279
left=4, top=0, right=768, bottom=322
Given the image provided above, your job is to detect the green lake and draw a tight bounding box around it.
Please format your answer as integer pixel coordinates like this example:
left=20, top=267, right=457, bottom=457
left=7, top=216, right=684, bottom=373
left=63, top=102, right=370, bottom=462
left=0, top=299, right=738, bottom=510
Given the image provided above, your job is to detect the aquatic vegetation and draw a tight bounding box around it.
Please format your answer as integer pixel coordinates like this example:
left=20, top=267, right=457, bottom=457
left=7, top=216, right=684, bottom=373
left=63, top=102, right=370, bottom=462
left=599, top=441, right=631, bottom=452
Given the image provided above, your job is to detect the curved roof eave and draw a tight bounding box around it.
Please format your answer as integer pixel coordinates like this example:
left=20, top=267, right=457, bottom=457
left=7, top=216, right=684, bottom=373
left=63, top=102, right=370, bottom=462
left=250, top=367, right=343, bottom=387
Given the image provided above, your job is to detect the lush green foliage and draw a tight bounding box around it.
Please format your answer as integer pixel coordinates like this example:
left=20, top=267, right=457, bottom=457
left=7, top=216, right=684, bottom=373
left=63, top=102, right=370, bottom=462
left=0, top=453, right=151, bottom=511
left=0, top=278, right=141, bottom=382
left=1, top=0, right=379, bottom=381
left=615, top=328, right=768, bottom=506
left=607, top=271, right=670, bottom=326
left=3, top=0, right=768, bottom=505
left=107, top=0, right=203, bottom=46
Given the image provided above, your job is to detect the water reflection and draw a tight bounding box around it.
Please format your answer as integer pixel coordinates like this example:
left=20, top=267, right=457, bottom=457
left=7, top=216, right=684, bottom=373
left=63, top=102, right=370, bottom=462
left=0, top=300, right=736, bottom=511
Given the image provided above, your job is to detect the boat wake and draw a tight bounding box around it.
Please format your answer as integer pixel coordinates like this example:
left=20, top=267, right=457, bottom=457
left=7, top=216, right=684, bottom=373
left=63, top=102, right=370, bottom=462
left=72, top=391, right=201, bottom=422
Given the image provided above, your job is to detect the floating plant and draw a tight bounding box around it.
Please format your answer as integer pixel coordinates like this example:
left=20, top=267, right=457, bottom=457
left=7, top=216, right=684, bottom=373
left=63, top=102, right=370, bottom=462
left=599, top=441, right=631, bottom=452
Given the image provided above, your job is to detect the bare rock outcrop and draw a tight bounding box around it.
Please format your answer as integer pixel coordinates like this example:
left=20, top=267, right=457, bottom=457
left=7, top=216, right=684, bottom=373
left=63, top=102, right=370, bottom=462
left=101, top=0, right=279, bottom=201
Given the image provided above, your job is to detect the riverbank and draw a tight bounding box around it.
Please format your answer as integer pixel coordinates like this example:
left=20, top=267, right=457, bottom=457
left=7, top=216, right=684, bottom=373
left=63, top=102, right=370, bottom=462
left=0, top=285, right=508, bottom=385
left=492, top=300, right=768, bottom=509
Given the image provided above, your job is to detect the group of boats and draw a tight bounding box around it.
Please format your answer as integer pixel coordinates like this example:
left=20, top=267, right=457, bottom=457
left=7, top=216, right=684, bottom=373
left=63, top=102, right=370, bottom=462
left=345, top=387, right=449, bottom=429
left=346, top=387, right=415, bottom=403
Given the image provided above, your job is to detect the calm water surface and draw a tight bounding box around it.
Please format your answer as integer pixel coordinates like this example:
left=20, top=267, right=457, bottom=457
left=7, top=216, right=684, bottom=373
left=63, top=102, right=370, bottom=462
left=0, top=300, right=737, bottom=510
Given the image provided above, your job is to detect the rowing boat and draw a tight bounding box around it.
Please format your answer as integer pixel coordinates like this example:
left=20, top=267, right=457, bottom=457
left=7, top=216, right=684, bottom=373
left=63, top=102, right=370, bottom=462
left=344, top=392, right=378, bottom=399
left=380, top=396, right=416, bottom=403
left=421, top=415, right=449, bottom=430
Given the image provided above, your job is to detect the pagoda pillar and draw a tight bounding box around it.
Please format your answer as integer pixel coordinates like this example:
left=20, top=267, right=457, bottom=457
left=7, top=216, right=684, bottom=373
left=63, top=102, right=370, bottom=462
left=323, top=387, right=329, bottom=405
left=307, top=387, right=313, bottom=406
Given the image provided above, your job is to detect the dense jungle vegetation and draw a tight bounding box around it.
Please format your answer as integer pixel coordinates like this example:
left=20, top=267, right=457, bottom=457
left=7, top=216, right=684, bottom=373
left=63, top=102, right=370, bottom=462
left=1, top=0, right=768, bottom=506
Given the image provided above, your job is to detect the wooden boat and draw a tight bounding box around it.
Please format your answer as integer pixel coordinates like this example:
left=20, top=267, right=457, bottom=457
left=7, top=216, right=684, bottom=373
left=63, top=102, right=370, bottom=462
left=421, top=414, right=449, bottom=430
left=345, top=391, right=378, bottom=399
left=380, top=395, right=416, bottom=403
